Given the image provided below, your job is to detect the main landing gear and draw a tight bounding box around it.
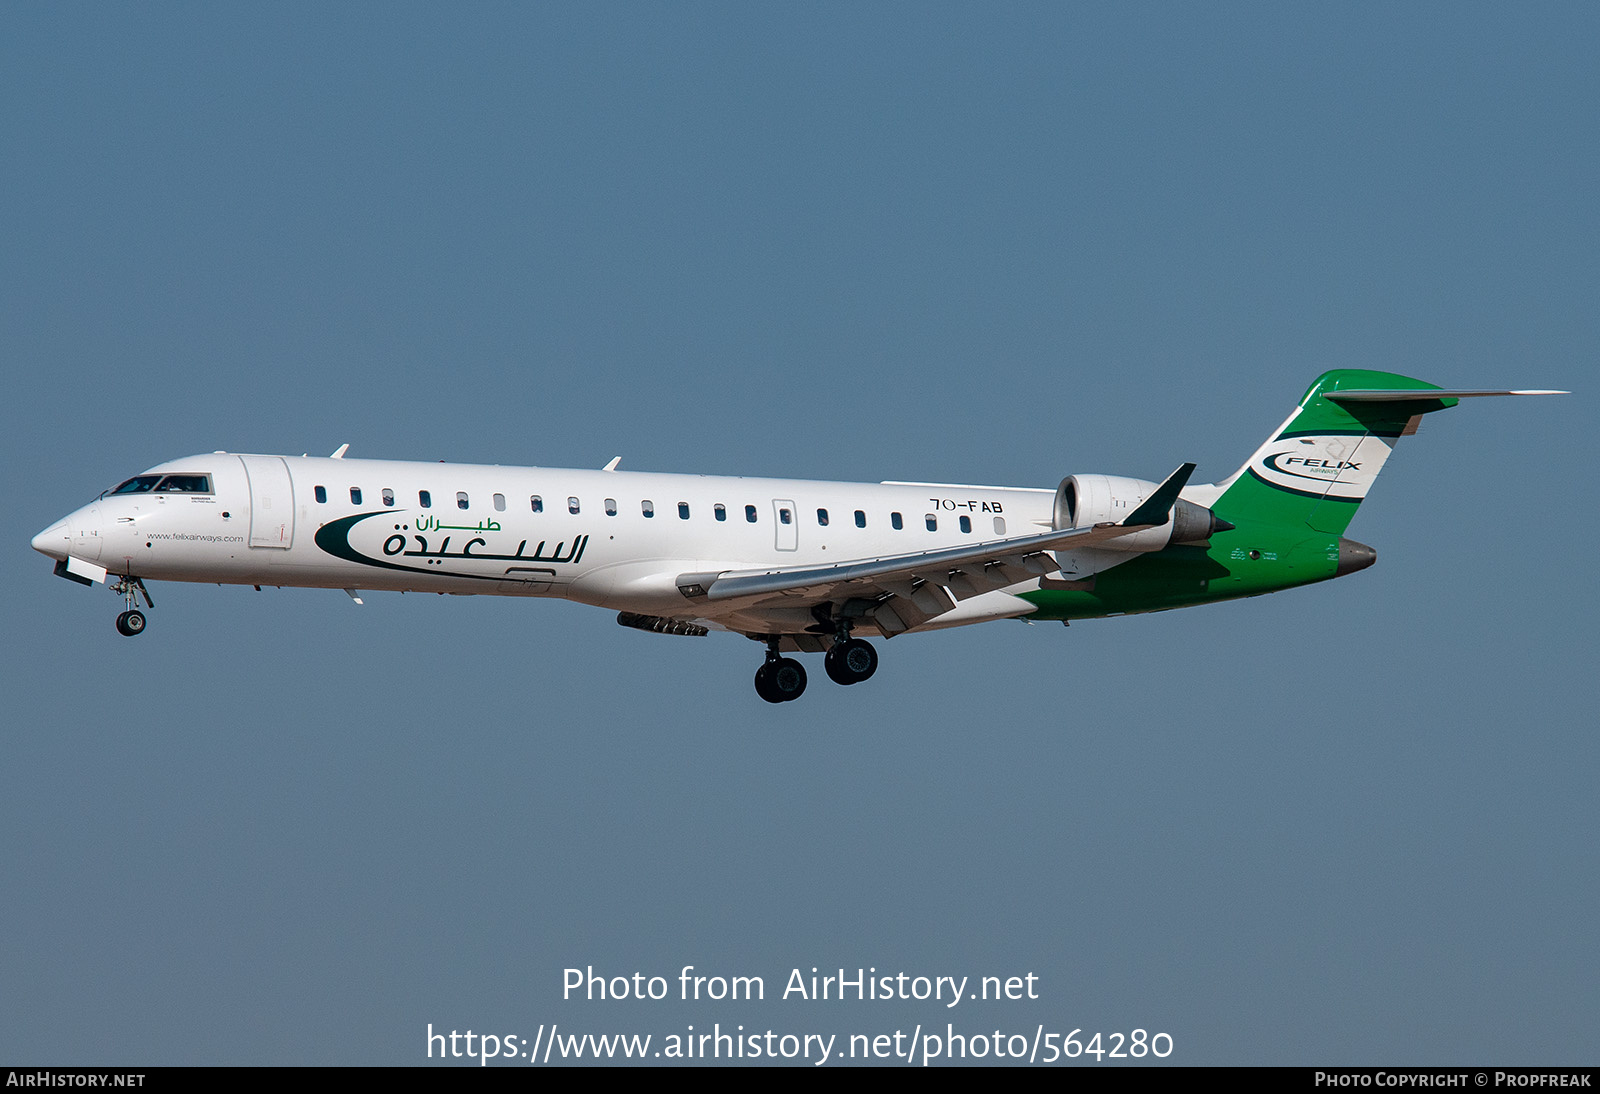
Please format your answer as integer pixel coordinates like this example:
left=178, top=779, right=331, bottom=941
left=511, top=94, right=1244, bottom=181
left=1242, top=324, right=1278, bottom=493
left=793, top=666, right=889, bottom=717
left=824, top=637, right=878, bottom=686
left=111, top=575, right=153, bottom=638
left=754, top=641, right=808, bottom=704
left=753, top=633, right=879, bottom=703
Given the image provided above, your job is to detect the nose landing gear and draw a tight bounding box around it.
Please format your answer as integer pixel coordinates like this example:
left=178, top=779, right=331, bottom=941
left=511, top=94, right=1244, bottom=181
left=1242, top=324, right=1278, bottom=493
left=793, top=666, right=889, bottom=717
left=111, top=575, right=153, bottom=638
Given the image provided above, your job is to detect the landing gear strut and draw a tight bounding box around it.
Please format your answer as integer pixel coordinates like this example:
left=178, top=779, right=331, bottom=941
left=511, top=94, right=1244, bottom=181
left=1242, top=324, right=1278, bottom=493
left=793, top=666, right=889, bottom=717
left=754, top=638, right=807, bottom=703
left=111, top=575, right=153, bottom=638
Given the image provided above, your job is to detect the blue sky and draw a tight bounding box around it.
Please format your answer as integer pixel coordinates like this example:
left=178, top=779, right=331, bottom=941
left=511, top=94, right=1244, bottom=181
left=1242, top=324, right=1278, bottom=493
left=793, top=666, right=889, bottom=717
left=3, top=3, right=1593, bottom=1065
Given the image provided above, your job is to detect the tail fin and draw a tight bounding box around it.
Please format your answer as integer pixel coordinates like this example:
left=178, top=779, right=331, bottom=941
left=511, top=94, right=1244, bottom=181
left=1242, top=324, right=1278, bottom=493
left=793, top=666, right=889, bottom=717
left=1214, top=370, right=1459, bottom=535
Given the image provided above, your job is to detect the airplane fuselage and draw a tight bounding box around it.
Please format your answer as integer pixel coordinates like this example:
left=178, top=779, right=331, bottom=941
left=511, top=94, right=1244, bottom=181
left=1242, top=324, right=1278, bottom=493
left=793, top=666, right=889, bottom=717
left=32, top=450, right=1345, bottom=631
left=38, top=371, right=1553, bottom=701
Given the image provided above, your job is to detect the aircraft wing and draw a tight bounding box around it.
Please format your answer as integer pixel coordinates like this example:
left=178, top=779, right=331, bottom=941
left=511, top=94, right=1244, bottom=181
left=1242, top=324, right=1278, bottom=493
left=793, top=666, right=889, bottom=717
left=676, top=463, right=1195, bottom=635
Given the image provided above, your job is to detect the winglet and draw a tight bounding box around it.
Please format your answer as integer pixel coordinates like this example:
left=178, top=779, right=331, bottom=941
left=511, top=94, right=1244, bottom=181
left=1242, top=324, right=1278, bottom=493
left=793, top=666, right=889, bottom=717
left=331, top=443, right=350, bottom=459
left=602, top=456, right=622, bottom=472
left=1123, top=463, right=1196, bottom=527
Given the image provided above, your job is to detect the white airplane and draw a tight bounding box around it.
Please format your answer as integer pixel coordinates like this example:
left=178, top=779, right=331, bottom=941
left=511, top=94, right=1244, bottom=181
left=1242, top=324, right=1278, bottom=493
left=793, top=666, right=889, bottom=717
left=33, top=370, right=1562, bottom=702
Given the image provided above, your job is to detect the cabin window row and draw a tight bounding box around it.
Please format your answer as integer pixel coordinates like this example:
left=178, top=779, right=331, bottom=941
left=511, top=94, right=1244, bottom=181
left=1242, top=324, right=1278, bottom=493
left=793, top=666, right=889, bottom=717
left=811, top=508, right=1004, bottom=535
left=310, top=487, right=1005, bottom=535
left=311, top=490, right=751, bottom=520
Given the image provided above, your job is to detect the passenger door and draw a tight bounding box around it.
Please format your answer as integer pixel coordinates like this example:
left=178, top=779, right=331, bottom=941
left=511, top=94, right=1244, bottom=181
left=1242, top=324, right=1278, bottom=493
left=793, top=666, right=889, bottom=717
left=772, top=499, right=797, bottom=551
left=238, top=455, right=295, bottom=548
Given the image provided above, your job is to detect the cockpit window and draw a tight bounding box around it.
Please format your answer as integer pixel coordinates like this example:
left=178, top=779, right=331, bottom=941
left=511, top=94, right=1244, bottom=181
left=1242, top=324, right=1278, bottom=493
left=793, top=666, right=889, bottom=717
left=110, top=473, right=212, bottom=495
left=157, top=474, right=212, bottom=493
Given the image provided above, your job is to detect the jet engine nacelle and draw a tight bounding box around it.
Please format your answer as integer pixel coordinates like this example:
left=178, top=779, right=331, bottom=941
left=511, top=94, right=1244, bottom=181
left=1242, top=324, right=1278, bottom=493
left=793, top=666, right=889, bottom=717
left=1054, top=474, right=1229, bottom=552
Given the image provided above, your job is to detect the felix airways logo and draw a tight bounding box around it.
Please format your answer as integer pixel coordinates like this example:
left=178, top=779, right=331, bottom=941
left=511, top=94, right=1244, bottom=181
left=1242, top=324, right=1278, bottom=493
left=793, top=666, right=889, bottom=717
left=1250, top=433, right=1394, bottom=500
left=1273, top=455, right=1361, bottom=472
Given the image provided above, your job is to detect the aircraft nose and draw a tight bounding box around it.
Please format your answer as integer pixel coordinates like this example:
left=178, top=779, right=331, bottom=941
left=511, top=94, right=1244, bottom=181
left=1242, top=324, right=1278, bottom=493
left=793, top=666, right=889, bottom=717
left=32, top=519, right=69, bottom=560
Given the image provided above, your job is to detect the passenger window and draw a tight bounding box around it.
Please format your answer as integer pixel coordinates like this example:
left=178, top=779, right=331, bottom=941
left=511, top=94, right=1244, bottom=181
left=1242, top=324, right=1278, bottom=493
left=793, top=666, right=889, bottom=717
left=350, top=487, right=362, bottom=505
left=531, top=495, right=543, bottom=513
left=854, top=510, right=866, bottom=528
left=678, top=502, right=690, bottom=520
left=960, top=515, right=972, bottom=533
left=605, top=498, right=618, bottom=516
left=714, top=504, right=726, bottom=522
left=568, top=497, right=580, bottom=515
left=494, top=493, right=506, bottom=512
left=419, top=490, right=432, bottom=508
left=314, top=486, right=327, bottom=504
left=925, top=514, right=937, bottom=531
left=745, top=505, right=758, bottom=523
left=779, top=508, right=792, bottom=525
left=994, top=516, right=1006, bottom=535
left=817, top=508, right=829, bottom=526
left=642, top=500, right=654, bottom=517
left=382, top=488, right=395, bottom=507
left=457, top=491, right=469, bottom=510
left=891, top=512, right=903, bottom=530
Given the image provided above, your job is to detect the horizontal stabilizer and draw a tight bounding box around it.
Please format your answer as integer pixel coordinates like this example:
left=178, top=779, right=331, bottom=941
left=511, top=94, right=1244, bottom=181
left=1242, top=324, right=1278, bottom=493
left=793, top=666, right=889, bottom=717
left=1326, top=388, right=1567, bottom=402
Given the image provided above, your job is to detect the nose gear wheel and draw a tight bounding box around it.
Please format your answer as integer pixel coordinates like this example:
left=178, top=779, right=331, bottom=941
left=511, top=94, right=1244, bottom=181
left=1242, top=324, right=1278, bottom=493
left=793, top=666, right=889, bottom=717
left=110, top=576, right=153, bottom=637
